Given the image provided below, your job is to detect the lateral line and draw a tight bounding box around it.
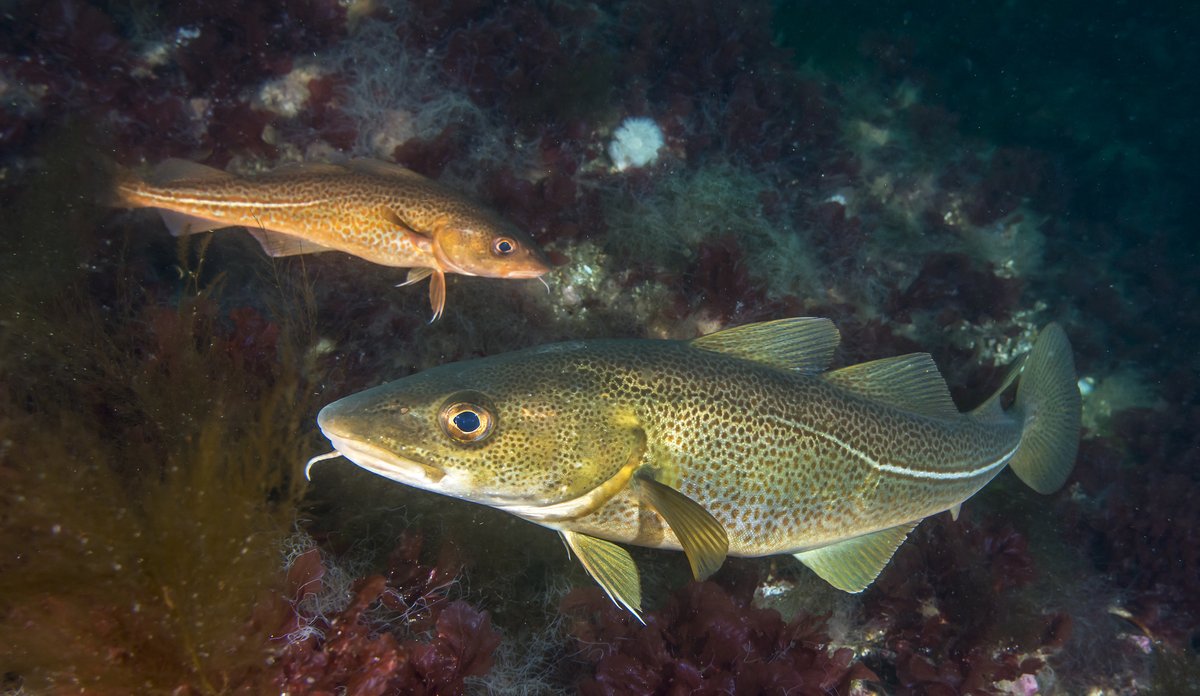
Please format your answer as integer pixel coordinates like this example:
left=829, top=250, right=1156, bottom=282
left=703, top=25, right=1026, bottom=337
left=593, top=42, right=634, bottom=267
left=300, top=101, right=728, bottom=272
left=134, top=191, right=329, bottom=209
left=762, top=413, right=1018, bottom=481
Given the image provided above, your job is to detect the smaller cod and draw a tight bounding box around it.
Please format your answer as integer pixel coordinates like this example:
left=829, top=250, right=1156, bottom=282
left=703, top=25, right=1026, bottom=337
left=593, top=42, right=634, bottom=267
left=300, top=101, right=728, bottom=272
left=115, top=158, right=550, bottom=320
left=310, top=318, right=1081, bottom=619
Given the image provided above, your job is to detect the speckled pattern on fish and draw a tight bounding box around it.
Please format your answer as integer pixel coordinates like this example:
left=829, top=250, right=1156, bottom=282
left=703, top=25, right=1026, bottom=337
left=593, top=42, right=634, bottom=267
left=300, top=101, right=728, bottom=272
left=313, top=318, right=1080, bottom=617
left=116, top=158, right=550, bottom=319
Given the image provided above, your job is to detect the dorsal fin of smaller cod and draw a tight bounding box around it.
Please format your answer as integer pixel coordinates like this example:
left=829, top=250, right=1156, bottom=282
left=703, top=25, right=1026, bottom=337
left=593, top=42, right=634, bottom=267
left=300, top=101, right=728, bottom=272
left=145, top=158, right=235, bottom=186
left=637, top=476, right=729, bottom=581
left=822, top=353, right=961, bottom=420
left=560, top=530, right=645, bottom=624
left=793, top=522, right=919, bottom=592
left=690, top=317, right=839, bottom=374
left=344, top=158, right=427, bottom=180
left=256, top=160, right=349, bottom=178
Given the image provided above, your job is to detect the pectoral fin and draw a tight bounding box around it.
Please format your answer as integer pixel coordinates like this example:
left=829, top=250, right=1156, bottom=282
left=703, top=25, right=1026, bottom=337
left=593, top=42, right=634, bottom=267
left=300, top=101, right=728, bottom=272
left=638, top=477, right=729, bottom=581
left=560, top=530, right=644, bottom=624
left=793, top=522, right=918, bottom=593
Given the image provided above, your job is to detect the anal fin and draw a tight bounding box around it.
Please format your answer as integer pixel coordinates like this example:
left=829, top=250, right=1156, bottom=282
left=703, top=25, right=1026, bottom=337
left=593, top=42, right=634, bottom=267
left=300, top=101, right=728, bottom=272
left=793, top=521, right=918, bottom=593
left=560, top=530, right=644, bottom=624
left=638, top=477, right=729, bottom=581
left=247, top=229, right=335, bottom=257
left=157, top=209, right=229, bottom=237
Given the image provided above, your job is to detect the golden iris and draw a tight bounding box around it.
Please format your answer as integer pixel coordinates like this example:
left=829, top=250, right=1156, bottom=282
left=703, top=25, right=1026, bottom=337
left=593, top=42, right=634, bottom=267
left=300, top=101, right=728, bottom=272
left=440, top=401, right=494, bottom=442
left=492, top=237, right=516, bottom=255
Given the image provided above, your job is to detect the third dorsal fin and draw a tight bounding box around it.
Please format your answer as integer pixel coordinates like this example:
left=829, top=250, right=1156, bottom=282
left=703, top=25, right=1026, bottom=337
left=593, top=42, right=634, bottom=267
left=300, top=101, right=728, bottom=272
left=690, top=318, right=839, bottom=374
left=823, top=353, right=960, bottom=419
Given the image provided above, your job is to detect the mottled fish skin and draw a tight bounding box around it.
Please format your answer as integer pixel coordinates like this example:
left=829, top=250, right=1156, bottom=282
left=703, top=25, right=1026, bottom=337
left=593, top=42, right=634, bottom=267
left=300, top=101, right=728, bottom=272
left=313, top=318, right=1080, bottom=615
left=116, top=159, right=551, bottom=318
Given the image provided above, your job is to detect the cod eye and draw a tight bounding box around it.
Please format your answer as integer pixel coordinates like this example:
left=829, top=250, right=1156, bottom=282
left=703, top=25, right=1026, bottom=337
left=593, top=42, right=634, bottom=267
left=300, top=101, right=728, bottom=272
left=492, top=237, right=517, bottom=256
left=440, top=401, right=495, bottom=443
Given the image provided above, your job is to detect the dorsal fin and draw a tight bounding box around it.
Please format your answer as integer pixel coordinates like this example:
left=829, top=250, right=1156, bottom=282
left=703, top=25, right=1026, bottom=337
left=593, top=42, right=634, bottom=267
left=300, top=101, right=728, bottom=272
left=823, top=353, right=960, bottom=419
left=690, top=318, right=839, bottom=374
left=344, top=158, right=426, bottom=180
left=147, top=158, right=235, bottom=186
left=259, top=161, right=348, bottom=178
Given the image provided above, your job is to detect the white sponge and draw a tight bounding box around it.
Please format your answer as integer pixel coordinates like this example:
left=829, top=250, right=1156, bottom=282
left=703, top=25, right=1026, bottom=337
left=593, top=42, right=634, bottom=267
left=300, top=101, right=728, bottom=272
left=608, top=117, right=665, bottom=171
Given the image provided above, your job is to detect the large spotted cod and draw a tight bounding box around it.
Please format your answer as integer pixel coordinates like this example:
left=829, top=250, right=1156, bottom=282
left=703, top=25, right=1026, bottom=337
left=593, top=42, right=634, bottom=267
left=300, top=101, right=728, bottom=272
left=310, top=318, right=1081, bottom=619
left=116, top=158, right=550, bottom=319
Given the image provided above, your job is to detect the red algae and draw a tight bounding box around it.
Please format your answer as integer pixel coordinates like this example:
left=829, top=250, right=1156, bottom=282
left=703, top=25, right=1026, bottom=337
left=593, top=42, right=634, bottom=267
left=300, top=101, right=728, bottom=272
left=272, top=533, right=501, bottom=695
left=564, top=575, right=877, bottom=695
left=2, top=1, right=1196, bottom=693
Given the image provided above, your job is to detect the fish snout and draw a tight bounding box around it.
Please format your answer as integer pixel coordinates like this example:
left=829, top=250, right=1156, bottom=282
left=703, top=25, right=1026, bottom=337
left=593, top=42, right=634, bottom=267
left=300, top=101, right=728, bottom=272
left=315, top=400, right=353, bottom=440
left=315, top=399, right=448, bottom=486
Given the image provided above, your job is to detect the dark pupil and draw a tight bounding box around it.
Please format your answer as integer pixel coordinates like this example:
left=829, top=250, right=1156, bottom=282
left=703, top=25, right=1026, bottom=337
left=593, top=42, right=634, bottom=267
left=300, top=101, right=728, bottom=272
left=496, top=240, right=513, bottom=253
left=453, top=410, right=481, bottom=433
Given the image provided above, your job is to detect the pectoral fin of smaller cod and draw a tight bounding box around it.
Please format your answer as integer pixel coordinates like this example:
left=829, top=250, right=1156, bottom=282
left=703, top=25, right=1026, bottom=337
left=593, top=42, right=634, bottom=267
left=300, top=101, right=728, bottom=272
left=560, top=530, right=644, bottom=623
left=637, top=476, right=729, bottom=581
left=793, top=521, right=918, bottom=593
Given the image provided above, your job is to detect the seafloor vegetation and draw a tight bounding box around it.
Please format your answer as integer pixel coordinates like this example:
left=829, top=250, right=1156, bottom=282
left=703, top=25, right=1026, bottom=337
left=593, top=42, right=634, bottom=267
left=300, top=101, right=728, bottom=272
left=1, top=0, right=1197, bottom=694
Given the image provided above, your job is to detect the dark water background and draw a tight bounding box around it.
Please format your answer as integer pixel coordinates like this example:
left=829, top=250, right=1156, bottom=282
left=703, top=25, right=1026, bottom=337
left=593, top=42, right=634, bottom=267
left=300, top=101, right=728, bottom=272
left=1, top=1, right=1197, bottom=693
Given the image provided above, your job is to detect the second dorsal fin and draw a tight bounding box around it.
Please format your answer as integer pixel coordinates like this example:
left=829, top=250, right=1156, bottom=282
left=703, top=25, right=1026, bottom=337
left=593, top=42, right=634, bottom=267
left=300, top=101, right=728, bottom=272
left=823, top=353, right=960, bottom=419
left=147, top=158, right=235, bottom=186
left=344, top=158, right=426, bottom=180
left=690, top=318, right=839, bottom=374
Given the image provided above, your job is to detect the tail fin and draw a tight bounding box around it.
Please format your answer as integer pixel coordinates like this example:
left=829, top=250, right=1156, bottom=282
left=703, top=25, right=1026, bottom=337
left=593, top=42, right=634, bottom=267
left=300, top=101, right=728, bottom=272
left=109, top=165, right=140, bottom=208
left=1007, top=323, right=1081, bottom=493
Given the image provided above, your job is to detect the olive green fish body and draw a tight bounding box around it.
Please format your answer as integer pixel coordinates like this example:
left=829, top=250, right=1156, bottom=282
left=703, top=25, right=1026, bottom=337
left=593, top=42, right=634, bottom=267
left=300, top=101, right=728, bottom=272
left=453, top=340, right=1020, bottom=556
left=314, top=318, right=1080, bottom=618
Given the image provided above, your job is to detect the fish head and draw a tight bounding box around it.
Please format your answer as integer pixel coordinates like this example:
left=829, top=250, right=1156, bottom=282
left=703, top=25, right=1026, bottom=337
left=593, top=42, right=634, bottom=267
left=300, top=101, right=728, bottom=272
left=315, top=344, right=643, bottom=512
left=431, top=215, right=551, bottom=280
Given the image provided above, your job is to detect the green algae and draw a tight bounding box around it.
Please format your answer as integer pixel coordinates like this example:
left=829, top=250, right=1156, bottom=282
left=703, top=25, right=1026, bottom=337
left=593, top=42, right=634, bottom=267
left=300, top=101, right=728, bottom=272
left=0, top=140, right=322, bottom=693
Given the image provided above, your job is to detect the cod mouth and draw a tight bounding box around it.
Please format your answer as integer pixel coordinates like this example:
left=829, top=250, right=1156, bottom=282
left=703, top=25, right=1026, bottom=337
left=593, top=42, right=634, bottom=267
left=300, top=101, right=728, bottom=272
left=313, top=435, right=446, bottom=485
